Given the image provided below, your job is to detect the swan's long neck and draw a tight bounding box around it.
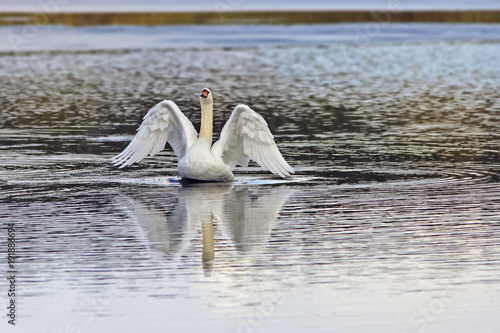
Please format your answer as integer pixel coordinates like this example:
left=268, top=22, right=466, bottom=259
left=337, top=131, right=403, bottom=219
left=200, top=99, right=213, bottom=144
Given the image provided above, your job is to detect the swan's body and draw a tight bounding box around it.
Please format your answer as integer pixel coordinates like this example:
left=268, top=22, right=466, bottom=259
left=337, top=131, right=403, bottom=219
left=111, top=88, right=294, bottom=182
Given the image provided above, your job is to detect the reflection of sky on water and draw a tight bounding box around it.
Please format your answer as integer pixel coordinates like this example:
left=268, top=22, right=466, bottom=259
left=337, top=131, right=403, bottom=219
left=2, top=0, right=500, bottom=11
left=2, top=24, right=500, bottom=52
left=5, top=179, right=500, bottom=332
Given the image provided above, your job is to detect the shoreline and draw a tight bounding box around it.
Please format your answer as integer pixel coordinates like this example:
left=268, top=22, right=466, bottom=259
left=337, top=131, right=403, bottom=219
left=1, top=10, right=500, bottom=26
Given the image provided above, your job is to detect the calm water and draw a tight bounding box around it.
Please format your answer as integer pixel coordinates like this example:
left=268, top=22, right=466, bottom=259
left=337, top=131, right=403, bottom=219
left=1, top=25, right=500, bottom=332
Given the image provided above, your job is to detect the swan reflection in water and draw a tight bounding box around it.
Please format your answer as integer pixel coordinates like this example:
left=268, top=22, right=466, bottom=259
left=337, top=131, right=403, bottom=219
left=117, top=183, right=293, bottom=270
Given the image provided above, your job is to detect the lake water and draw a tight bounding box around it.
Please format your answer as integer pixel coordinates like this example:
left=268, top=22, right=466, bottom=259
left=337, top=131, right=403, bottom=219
left=1, top=24, right=500, bottom=332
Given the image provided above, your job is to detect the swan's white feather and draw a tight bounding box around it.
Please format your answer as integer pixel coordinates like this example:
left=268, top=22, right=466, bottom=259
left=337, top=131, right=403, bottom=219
left=212, top=104, right=294, bottom=178
left=110, top=100, right=197, bottom=168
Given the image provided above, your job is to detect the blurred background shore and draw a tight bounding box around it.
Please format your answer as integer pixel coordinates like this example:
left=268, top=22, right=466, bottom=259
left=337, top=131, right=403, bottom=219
left=1, top=10, right=500, bottom=26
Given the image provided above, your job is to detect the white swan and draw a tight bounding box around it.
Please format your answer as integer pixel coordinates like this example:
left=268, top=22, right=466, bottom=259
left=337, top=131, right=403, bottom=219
left=110, top=88, right=294, bottom=182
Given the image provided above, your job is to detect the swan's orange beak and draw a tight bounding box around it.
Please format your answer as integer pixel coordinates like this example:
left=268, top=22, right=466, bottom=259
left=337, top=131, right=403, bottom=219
left=201, top=90, right=209, bottom=98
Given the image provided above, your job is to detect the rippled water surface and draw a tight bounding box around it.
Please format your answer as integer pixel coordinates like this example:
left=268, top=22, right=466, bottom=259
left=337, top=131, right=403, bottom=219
left=1, top=27, right=500, bottom=332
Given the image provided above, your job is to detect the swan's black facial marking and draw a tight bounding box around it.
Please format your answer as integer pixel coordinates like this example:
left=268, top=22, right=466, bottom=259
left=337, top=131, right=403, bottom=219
left=201, top=89, right=210, bottom=98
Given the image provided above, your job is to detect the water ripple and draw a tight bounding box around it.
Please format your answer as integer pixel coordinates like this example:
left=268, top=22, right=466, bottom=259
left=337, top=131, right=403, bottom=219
left=1, top=39, right=500, bottom=332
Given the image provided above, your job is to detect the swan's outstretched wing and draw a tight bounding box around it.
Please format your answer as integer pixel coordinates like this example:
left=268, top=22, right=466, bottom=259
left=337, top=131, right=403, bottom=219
left=111, top=100, right=198, bottom=168
left=212, top=104, right=294, bottom=178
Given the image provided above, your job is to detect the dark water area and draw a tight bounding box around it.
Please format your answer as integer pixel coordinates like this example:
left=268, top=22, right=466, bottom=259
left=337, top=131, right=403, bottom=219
left=1, top=31, right=500, bottom=332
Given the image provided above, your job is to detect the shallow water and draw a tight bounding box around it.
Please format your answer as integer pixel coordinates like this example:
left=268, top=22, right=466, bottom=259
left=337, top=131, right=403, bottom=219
left=1, top=26, right=500, bottom=332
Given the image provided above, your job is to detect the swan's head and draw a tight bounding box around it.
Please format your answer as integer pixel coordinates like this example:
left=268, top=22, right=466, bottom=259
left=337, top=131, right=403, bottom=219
left=200, top=88, right=212, bottom=103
